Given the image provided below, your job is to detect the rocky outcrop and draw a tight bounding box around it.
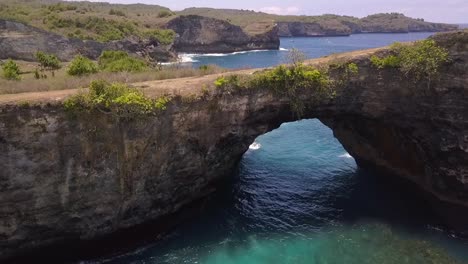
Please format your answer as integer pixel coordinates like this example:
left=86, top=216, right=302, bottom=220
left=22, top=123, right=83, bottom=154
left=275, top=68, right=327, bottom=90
left=166, top=15, right=280, bottom=53
left=277, top=14, right=458, bottom=37
left=277, top=22, right=352, bottom=37
left=0, top=19, right=176, bottom=62
left=0, top=31, right=467, bottom=261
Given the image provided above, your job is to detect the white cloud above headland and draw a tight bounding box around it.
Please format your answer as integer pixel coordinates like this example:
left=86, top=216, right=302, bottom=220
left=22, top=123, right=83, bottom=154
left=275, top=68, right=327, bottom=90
left=67, top=0, right=467, bottom=23
left=259, top=6, right=300, bottom=15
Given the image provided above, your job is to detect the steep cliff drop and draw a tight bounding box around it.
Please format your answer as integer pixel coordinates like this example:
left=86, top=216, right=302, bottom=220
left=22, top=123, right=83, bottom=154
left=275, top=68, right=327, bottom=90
left=166, top=15, right=280, bottom=53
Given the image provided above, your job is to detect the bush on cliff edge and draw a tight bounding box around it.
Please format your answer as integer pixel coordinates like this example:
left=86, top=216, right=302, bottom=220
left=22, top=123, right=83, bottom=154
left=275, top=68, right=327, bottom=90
left=67, top=55, right=99, bottom=76
left=98, top=51, right=148, bottom=73
left=2, top=60, right=21, bottom=81
left=64, top=80, right=170, bottom=117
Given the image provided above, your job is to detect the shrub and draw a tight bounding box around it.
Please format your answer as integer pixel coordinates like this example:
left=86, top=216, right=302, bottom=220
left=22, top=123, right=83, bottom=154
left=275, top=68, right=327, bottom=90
left=67, top=55, right=98, bottom=76
left=64, top=80, right=170, bottom=117
left=109, top=9, right=125, bottom=17
left=347, top=63, right=359, bottom=75
left=199, top=65, right=210, bottom=71
left=370, top=40, right=449, bottom=85
left=157, top=10, right=174, bottom=18
left=36, top=51, right=61, bottom=73
left=392, top=40, right=449, bottom=82
left=98, top=51, right=148, bottom=72
left=142, top=29, right=176, bottom=45
left=287, top=48, right=307, bottom=66
left=47, top=3, right=77, bottom=12
left=214, top=76, right=228, bottom=88
left=214, top=75, right=246, bottom=91
left=249, top=64, right=332, bottom=116
left=370, top=55, right=400, bottom=69
left=2, top=59, right=21, bottom=80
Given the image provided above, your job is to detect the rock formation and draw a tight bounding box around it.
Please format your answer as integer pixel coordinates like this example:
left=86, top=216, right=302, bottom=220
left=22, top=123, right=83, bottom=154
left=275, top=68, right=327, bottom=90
left=277, top=14, right=458, bottom=37
left=277, top=22, right=352, bottom=37
left=166, top=15, right=280, bottom=53
left=0, top=19, right=176, bottom=62
left=0, top=31, right=467, bottom=261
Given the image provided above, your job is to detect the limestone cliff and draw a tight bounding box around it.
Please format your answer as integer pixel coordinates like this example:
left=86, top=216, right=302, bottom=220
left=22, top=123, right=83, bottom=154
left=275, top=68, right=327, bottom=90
left=0, top=19, right=176, bottom=62
left=277, top=14, right=458, bottom=37
left=166, top=15, right=280, bottom=53
left=277, top=22, right=352, bottom=37
left=0, top=31, right=467, bottom=261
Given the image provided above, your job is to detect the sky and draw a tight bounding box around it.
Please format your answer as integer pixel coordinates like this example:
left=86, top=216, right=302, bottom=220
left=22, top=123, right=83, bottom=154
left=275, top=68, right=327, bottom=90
left=80, top=0, right=468, bottom=23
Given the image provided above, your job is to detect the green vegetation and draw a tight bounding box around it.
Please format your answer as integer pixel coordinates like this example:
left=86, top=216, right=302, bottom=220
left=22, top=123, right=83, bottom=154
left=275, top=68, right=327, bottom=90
left=64, top=80, right=170, bottom=117
left=36, top=51, right=61, bottom=77
left=2, top=59, right=21, bottom=80
left=0, top=60, right=225, bottom=95
left=142, top=29, right=176, bottom=45
left=346, top=63, right=359, bottom=75
left=0, top=0, right=454, bottom=42
left=370, top=39, right=449, bottom=84
left=67, top=55, right=99, bottom=76
left=214, top=63, right=333, bottom=117
left=109, top=9, right=125, bottom=17
left=157, top=10, right=174, bottom=18
left=47, top=3, right=77, bottom=13
left=393, top=40, right=449, bottom=82
left=214, top=76, right=228, bottom=88
left=98, top=51, right=148, bottom=73
left=370, top=55, right=400, bottom=68
left=178, top=8, right=455, bottom=35
left=0, top=0, right=175, bottom=43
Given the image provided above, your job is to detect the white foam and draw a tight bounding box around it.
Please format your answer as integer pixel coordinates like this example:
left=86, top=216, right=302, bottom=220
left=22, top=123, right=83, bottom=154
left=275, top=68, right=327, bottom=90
left=249, top=142, right=262, bottom=150
left=179, top=49, right=272, bottom=59
left=179, top=54, right=199, bottom=63
left=279, top=48, right=289, bottom=51
left=339, top=153, right=353, bottom=159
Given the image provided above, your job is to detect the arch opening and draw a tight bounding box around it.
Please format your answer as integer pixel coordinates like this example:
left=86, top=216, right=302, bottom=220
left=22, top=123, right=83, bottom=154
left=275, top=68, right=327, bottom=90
left=106, top=119, right=468, bottom=263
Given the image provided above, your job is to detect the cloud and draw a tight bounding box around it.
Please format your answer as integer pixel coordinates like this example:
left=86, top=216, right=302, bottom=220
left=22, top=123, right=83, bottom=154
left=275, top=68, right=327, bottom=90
left=259, top=6, right=300, bottom=15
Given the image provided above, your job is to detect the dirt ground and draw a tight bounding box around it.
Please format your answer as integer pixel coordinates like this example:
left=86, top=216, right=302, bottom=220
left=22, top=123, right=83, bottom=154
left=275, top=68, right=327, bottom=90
left=0, top=47, right=383, bottom=106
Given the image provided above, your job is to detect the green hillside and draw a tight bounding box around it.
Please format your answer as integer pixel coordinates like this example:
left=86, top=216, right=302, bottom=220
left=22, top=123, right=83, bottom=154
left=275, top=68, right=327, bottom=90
left=0, top=0, right=175, bottom=43
left=0, top=0, right=458, bottom=42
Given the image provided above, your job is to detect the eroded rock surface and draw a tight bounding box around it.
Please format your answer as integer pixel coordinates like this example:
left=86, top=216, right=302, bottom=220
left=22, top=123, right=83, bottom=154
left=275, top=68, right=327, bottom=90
left=166, top=15, right=280, bottom=53
left=0, top=31, right=467, bottom=260
left=0, top=19, right=176, bottom=62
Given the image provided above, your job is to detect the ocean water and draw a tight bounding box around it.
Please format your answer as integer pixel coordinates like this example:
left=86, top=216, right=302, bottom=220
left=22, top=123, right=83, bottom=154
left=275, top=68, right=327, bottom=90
left=101, top=33, right=468, bottom=263
left=184, top=32, right=435, bottom=69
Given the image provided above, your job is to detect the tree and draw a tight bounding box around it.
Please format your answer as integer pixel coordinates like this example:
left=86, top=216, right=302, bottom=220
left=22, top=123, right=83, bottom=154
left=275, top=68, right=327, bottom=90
left=2, top=59, right=21, bottom=80
left=287, top=48, right=307, bottom=67
left=67, top=55, right=98, bottom=76
left=36, top=51, right=61, bottom=77
left=98, top=51, right=148, bottom=73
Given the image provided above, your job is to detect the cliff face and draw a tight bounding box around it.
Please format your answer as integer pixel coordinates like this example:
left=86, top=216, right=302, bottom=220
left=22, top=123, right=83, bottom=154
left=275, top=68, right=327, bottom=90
left=0, top=31, right=467, bottom=261
left=277, top=22, right=351, bottom=37
left=166, top=15, right=280, bottom=53
left=277, top=14, right=458, bottom=37
left=0, top=19, right=176, bottom=62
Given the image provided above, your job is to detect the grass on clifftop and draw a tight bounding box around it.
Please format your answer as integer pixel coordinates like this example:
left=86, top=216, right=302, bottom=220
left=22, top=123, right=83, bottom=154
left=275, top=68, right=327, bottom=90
left=0, top=57, right=226, bottom=94
left=0, top=0, right=176, bottom=43
left=370, top=39, right=449, bottom=85
left=64, top=80, right=171, bottom=118
left=178, top=8, right=456, bottom=35
left=0, top=0, right=456, bottom=38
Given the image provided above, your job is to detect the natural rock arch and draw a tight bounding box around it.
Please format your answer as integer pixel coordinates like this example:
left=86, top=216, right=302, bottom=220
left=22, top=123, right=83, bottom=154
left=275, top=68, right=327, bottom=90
left=0, top=31, right=467, bottom=260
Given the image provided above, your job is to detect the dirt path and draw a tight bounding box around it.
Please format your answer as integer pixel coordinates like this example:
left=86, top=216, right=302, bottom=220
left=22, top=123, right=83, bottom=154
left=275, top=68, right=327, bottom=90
left=0, top=47, right=382, bottom=106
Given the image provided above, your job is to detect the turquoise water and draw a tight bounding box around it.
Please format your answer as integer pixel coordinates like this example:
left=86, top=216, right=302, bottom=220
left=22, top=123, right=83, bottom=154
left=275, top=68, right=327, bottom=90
left=187, top=32, right=434, bottom=69
left=102, top=34, right=468, bottom=263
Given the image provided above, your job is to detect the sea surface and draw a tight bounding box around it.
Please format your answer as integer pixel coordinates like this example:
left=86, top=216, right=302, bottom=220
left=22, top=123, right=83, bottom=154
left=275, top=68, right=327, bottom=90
left=100, top=33, right=468, bottom=263
left=184, top=32, right=435, bottom=69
